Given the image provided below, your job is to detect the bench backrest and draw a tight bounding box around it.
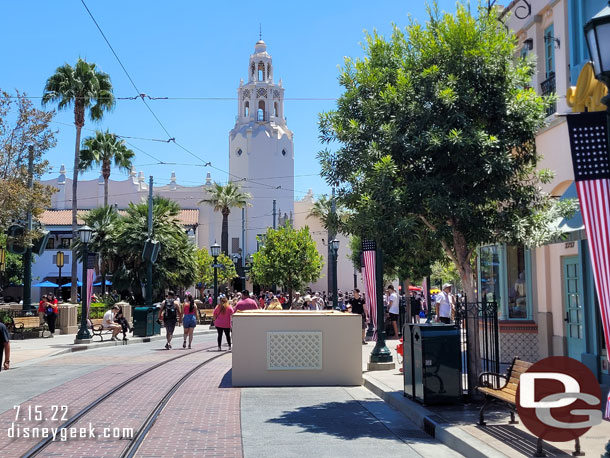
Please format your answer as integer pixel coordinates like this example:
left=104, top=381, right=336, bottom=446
left=505, top=357, right=534, bottom=395
left=13, top=316, right=41, bottom=328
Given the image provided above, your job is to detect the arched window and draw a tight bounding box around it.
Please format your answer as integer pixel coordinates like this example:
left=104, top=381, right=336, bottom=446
left=257, top=100, right=265, bottom=121
left=274, top=102, right=278, bottom=117
left=250, top=62, right=255, bottom=79
left=258, top=61, right=265, bottom=81
left=244, top=101, right=249, bottom=117
left=267, top=63, right=272, bottom=80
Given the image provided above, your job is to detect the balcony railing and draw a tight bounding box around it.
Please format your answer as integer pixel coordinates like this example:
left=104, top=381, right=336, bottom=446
left=540, top=72, right=556, bottom=117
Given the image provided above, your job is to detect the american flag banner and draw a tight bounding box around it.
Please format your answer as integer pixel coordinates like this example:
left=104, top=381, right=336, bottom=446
left=567, top=111, right=610, bottom=373
left=362, top=239, right=377, bottom=341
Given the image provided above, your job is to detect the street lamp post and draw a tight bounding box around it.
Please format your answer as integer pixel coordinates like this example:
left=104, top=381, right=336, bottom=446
left=75, top=225, right=93, bottom=342
left=210, top=242, right=221, bottom=309
left=584, top=3, right=610, bottom=121
left=56, top=251, right=64, bottom=298
left=330, top=239, right=340, bottom=310
left=0, top=247, right=5, bottom=293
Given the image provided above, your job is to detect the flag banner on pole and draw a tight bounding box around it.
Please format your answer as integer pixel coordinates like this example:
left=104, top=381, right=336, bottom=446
left=86, top=269, right=95, bottom=319
left=362, top=239, right=377, bottom=341
left=422, top=277, right=428, bottom=313
left=360, top=253, right=370, bottom=320
left=567, top=111, right=610, bottom=370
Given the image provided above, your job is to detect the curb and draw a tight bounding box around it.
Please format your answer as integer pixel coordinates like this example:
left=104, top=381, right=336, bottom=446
left=43, top=329, right=218, bottom=359
left=362, top=374, right=508, bottom=458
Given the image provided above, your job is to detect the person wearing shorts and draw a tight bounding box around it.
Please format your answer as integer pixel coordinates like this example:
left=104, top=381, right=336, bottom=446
left=181, top=292, right=197, bottom=349
left=159, top=291, right=182, bottom=350
left=386, top=285, right=400, bottom=338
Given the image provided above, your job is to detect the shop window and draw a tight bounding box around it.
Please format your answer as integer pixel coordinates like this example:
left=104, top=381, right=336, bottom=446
left=507, top=245, right=527, bottom=318
left=480, top=245, right=500, bottom=303
left=46, top=237, right=55, bottom=249
left=60, top=238, right=71, bottom=249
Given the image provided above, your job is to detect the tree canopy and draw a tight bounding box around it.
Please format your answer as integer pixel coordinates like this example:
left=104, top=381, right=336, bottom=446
left=318, top=3, right=573, bottom=298
left=250, top=223, right=323, bottom=304
left=195, top=249, right=237, bottom=289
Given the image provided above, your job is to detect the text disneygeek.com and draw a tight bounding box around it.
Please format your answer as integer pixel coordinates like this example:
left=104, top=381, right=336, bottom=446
left=7, top=423, right=134, bottom=441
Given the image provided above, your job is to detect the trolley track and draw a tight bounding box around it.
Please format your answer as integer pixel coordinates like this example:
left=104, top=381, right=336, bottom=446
left=22, top=344, right=223, bottom=458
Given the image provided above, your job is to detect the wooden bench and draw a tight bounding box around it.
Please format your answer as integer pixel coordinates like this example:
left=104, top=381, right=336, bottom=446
left=9, top=316, right=50, bottom=339
left=89, top=318, right=123, bottom=341
left=476, top=357, right=583, bottom=457
left=198, top=309, right=214, bottom=325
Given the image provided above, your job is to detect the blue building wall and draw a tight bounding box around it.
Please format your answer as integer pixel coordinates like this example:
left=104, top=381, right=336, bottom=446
left=568, top=0, right=608, bottom=84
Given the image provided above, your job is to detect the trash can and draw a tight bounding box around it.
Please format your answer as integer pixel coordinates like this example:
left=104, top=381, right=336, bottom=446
left=152, top=306, right=161, bottom=335
left=403, top=323, right=417, bottom=399
left=133, top=307, right=154, bottom=337
left=412, top=324, right=461, bottom=405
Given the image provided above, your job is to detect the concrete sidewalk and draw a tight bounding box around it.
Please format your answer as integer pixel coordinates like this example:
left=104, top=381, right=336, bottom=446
left=8, top=325, right=216, bottom=367
left=361, top=341, right=610, bottom=458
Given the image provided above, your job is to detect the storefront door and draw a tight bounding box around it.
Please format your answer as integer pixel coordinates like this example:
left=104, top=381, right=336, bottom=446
left=563, top=256, right=585, bottom=359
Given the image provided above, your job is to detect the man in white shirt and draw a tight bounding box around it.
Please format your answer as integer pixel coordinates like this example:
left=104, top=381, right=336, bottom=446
left=102, top=305, right=123, bottom=341
left=386, top=285, right=400, bottom=338
left=435, top=283, right=455, bottom=324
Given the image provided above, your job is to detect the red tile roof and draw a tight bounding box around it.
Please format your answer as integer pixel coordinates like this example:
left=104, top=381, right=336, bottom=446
left=39, top=209, right=199, bottom=227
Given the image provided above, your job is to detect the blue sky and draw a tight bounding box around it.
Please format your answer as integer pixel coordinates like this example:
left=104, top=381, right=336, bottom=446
left=2, top=0, right=459, bottom=200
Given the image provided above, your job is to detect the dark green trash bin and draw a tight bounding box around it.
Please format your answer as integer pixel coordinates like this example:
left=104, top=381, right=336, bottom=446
left=412, top=324, right=461, bottom=405
left=152, top=306, right=161, bottom=335
left=403, top=323, right=417, bottom=399
left=133, top=307, right=154, bottom=337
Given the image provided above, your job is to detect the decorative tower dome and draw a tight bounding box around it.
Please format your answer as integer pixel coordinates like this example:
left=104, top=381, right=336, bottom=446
left=228, top=39, right=295, bottom=258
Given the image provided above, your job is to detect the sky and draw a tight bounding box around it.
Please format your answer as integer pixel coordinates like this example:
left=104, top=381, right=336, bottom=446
left=2, top=0, right=459, bottom=201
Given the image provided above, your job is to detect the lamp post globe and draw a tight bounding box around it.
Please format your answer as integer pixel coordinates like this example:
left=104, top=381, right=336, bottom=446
left=584, top=3, right=610, bottom=86
left=210, top=242, right=221, bottom=258
left=75, top=225, right=93, bottom=342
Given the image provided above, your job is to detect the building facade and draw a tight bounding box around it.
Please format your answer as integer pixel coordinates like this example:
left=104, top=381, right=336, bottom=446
left=489, top=0, right=609, bottom=395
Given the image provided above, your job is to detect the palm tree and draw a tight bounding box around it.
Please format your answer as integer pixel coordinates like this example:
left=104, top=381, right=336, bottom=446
left=42, top=58, right=114, bottom=303
left=79, top=130, right=135, bottom=206
left=73, top=206, right=122, bottom=296
left=200, top=182, right=251, bottom=255
left=307, top=193, right=347, bottom=297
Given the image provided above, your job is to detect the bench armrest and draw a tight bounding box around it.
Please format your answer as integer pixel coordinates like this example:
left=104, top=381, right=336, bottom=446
left=478, top=372, right=508, bottom=390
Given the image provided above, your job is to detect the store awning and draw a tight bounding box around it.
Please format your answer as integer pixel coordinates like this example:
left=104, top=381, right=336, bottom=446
left=549, top=182, right=586, bottom=243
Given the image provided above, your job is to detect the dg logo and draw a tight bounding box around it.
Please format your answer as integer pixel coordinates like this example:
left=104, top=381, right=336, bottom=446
left=516, top=356, right=603, bottom=442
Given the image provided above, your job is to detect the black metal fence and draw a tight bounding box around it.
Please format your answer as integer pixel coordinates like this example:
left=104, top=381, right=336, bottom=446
left=454, top=298, right=500, bottom=396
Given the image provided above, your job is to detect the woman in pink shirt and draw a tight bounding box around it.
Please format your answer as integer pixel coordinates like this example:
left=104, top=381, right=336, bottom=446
left=213, top=296, right=234, bottom=351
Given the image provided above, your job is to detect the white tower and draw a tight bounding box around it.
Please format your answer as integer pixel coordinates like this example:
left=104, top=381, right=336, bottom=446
left=229, top=39, right=294, bottom=258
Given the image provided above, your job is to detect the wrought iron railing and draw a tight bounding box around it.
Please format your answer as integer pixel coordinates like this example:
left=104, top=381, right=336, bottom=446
left=540, top=72, right=556, bottom=117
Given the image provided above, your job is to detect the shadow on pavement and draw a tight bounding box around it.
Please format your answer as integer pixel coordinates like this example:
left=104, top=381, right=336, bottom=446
left=266, top=399, right=419, bottom=441
left=477, top=425, right=569, bottom=457
left=219, top=369, right=233, bottom=388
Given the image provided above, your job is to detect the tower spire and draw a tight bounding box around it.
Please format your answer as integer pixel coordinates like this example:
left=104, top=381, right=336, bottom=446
left=259, top=23, right=262, bottom=41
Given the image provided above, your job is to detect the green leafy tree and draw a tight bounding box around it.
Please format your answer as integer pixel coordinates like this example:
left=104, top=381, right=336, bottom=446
left=72, top=206, right=122, bottom=295
left=200, top=182, right=251, bottom=255
left=42, top=58, right=115, bottom=303
left=79, top=130, right=135, bottom=206
left=195, top=249, right=237, bottom=289
left=318, top=3, right=574, bottom=393
left=430, top=258, right=462, bottom=291
left=250, top=223, right=323, bottom=305
left=110, top=196, right=197, bottom=303
left=0, top=90, right=56, bottom=233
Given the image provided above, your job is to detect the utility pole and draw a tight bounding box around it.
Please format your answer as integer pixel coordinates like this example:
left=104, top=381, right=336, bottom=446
left=22, top=145, right=34, bottom=310
left=241, top=207, right=246, bottom=286
left=328, top=187, right=337, bottom=306
left=146, top=176, right=153, bottom=306
left=272, top=199, right=277, bottom=229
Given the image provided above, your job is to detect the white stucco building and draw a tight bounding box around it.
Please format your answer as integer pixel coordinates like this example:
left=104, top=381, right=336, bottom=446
left=31, top=39, right=358, bottom=302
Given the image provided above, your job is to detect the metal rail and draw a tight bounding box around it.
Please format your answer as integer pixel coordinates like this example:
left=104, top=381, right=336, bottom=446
left=119, top=351, right=230, bottom=457
left=22, top=345, right=221, bottom=458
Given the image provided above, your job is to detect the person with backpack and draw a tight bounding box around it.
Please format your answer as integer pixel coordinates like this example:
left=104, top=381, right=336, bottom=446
left=181, top=292, right=197, bottom=349
left=158, top=291, right=182, bottom=350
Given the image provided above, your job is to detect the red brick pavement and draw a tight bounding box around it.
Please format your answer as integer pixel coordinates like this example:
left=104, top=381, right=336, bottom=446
left=35, top=349, right=233, bottom=457
left=134, top=354, right=241, bottom=458
left=0, top=343, right=216, bottom=457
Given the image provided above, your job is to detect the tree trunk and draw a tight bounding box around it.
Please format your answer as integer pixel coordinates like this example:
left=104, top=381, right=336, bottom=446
left=221, top=210, right=229, bottom=255
left=102, top=160, right=110, bottom=207
left=450, top=229, right=479, bottom=398
left=70, top=105, right=84, bottom=304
